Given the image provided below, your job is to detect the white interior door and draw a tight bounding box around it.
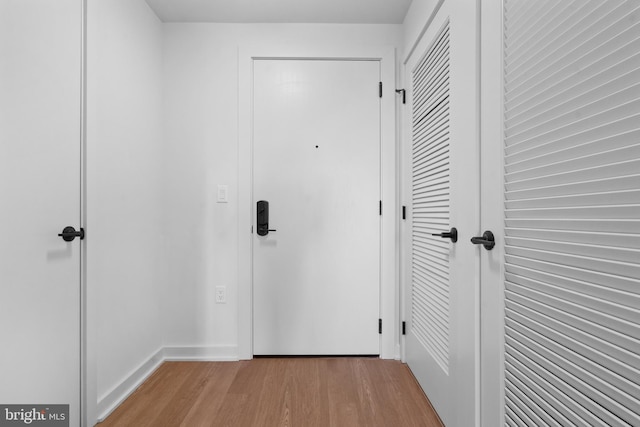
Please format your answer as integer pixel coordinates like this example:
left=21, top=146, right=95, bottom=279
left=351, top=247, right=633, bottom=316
left=252, top=59, right=380, bottom=355
left=497, top=1, right=640, bottom=425
left=402, top=1, right=480, bottom=426
left=0, top=1, right=82, bottom=425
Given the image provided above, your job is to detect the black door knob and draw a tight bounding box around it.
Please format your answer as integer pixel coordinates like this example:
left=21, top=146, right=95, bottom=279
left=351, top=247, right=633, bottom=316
left=432, top=227, right=458, bottom=243
left=470, top=230, right=495, bottom=250
left=58, top=226, right=84, bottom=242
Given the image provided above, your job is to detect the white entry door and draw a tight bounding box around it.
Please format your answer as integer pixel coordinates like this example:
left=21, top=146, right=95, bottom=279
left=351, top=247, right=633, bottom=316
left=0, top=1, right=82, bottom=425
left=402, top=1, right=480, bottom=426
left=252, top=59, right=380, bottom=355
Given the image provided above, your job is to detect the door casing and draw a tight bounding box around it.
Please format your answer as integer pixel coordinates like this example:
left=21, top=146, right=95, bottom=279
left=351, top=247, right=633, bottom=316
left=479, top=1, right=506, bottom=425
left=238, top=46, right=397, bottom=359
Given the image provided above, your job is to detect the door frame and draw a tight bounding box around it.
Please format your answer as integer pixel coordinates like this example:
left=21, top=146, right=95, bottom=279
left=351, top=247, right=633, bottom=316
left=238, top=46, right=397, bottom=359
left=80, top=1, right=90, bottom=425
left=479, top=0, right=506, bottom=425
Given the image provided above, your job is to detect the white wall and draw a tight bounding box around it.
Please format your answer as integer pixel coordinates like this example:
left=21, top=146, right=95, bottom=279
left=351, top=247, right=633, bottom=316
left=162, top=23, right=403, bottom=355
left=82, top=18, right=403, bottom=423
left=86, top=0, right=165, bottom=421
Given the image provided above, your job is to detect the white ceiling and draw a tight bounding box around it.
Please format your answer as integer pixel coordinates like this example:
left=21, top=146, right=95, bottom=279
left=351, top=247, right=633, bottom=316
left=145, top=0, right=413, bottom=24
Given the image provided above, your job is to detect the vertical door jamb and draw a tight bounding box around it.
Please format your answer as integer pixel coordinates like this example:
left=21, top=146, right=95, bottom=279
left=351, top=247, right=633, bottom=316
left=479, top=0, right=506, bottom=425
left=238, top=47, right=397, bottom=360
left=80, top=0, right=92, bottom=424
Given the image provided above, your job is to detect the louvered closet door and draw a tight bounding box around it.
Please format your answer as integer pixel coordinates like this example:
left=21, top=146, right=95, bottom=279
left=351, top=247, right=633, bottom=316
left=503, top=1, right=640, bottom=425
left=403, top=1, right=480, bottom=425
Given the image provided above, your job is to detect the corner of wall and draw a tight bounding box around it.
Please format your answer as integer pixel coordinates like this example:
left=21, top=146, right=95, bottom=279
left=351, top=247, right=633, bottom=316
left=96, top=345, right=239, bottom=422
left=96, top=347, right=164, bottom=423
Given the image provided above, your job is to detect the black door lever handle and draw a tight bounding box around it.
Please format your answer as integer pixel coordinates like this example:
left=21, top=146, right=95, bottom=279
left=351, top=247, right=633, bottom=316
left=432, top=227, right=457, bottom=243
left=471, top=230, right=495, bottom=250
left=58, top=226, right=85, bottom=242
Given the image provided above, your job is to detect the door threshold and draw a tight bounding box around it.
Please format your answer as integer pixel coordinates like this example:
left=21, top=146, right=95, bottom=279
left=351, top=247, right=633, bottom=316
left=253, top=354, right=380, bottom=359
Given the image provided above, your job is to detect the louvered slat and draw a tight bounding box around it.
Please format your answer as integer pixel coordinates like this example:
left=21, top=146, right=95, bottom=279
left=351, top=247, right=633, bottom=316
left=411, top=22, right=450, bottom=374
left=504, top=1, right=640, bottom=425
left=505, top=0, right=637, bottom=88
left=506, top=1, right=604, bottom=71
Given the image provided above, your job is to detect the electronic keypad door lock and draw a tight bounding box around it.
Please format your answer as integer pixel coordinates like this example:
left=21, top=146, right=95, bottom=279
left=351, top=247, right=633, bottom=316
left=257, top=200, right=277, bottom=236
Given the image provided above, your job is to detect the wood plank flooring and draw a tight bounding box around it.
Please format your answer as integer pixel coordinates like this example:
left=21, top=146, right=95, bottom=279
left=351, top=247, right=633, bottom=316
left=99, top=358, right=443, bottom=427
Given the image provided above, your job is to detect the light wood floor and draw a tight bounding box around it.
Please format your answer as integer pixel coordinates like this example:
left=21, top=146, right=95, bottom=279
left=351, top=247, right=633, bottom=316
left=99, top=358, right=443, bottom=427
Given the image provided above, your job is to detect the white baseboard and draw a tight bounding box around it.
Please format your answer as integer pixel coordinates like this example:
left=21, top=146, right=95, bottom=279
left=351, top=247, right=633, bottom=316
left=96, top=347, right=164, bottom=423
left=96, top=345, right=238, bottom=423
left=163, top=345, right=239, bottom=361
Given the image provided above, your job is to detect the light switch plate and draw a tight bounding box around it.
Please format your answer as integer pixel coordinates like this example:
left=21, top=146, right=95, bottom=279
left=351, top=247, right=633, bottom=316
left=217, top=185, right=228, bottom=203
left=215, top=286, right=226, bottom=304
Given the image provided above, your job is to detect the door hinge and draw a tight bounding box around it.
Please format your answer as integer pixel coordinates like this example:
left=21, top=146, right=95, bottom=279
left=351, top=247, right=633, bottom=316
left=379, top=200, right=382, bottom=216
left=402, top=321, right=406, bottom=335
left=402, top=206, right=406, bottom=220
left=379, top=82, right=383, bottom=98
left=378, top=318, right=382, bottom=334
left=395, top=89, right=406, bottom=104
